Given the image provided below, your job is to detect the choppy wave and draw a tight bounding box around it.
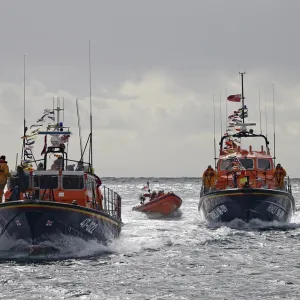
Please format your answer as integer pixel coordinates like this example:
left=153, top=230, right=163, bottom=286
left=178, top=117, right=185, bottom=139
left=1, top=177, right=300, bottom=299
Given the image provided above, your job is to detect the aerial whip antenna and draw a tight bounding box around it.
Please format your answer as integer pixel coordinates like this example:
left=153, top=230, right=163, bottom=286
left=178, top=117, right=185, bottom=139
left=258, top=87, right=262, bottom=134
left=76, top=98, right=83, bottom=159
left=89, top=40, right=93, bottom=172
left=264, top=93, right=268, bottom=137
left=213, top=94, right=217, bottom=169
left=225, top=88, right=228, bottom=131
left=272, top=83, right=276, bottom=165
left=219, top=92, right=222, bottom=138
left=239, top=72, right=246, bottom=124
left=21, top=55, right=26, bottom=166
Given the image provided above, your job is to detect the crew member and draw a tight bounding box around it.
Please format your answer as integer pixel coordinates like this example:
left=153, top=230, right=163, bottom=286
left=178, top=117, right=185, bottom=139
left=0, top=155, right=10, bottom=200
left=202, top=165, right=217, bottom=192
left=273, top=163, right=286, bottom=190
left=51, top=156, right=63, bottom=170
left=76, top=160, right=84, bottom=171
left=150, top=190, right=157, bottom=200
left=10, top=166, right=29, bottom=200
left=94, top=173, right=102, bottom=188
left=37, top=162, right=44, bottom=170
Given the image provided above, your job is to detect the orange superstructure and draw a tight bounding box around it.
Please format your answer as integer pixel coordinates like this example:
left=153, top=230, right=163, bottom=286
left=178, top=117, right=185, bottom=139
left=215, top=145, right=277, bottom=191
left=4, top=170, right=105, bottom=210
left=198, top=73, right=294, bottom=223
left=0, top=97, right=122, bottom=255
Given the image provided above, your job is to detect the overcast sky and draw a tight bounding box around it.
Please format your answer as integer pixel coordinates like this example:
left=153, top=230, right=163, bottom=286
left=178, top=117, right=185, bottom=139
left=0, top=0, right=299, bottom=177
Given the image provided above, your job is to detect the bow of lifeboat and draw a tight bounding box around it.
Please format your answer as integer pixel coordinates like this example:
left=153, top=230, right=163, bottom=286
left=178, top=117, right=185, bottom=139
left=133, top=192, right=182, bottom=216
left=0, top=170, right=122, bottom=255
left=199, top=147, right=295, bottom=223
left=199, top=187, right=295, bottom=223
left=199, top=73, right=295, bottom=224
left=0, top=98, right=123, bottom=257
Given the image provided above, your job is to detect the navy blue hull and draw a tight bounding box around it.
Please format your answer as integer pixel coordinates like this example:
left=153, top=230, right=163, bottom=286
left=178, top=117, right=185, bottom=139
left=0, top=200, right=121, bottom=253
left=199, top=188, right=295, bottom=223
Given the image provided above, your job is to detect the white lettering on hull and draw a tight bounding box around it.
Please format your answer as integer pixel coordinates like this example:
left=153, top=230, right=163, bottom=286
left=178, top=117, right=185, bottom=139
left=267, top=204, right=285, bottom=218
left=208, top=205, right=228, bottom=220
left=80, top=218, right=98, bottom=234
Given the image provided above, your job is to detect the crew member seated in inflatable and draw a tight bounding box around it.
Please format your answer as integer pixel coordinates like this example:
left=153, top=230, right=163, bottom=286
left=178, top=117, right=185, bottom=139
left=150, top=191, right=157, bottom=200
left=157, top=190, right=164, bottom=197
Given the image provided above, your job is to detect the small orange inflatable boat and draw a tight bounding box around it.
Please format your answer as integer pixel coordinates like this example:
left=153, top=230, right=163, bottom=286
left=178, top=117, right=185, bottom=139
left=133, top=189, right=182, bottom=216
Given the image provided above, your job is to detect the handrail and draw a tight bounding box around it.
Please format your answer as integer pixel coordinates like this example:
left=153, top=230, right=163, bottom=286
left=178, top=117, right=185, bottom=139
left=102, top=186, right=122, bottom=221
left=286, top=176, right=292, bottom=194
left=219, top=132, right=270, bottom=154
left=201, top=171, right=293, bottom=195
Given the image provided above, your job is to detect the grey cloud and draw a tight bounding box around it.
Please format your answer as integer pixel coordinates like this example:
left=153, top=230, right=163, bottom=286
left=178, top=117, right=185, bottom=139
left=0, top=1, right=299, bottom=176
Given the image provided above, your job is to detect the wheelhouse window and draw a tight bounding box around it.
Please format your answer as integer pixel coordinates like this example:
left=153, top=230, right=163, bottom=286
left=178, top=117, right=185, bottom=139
left=37, top=175, right=59, bottom=189
left=63, top=175, right=84, bottom=189
left=33, top=176, right=39, bottom=188
left=239, top=158, right=254, bottom=169
left=257, top=158, right=271, bottom=170
left=220, top=158, right=254, bottom=170
left=220, top=160, right=232, bottom=170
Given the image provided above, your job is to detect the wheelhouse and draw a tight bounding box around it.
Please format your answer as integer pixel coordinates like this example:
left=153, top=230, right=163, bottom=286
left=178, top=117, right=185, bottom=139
left=218, top=156, right=274, bottom=172
left=8, top=171, right=85, bottom=191
left=6, top=98, right=122, bottom=222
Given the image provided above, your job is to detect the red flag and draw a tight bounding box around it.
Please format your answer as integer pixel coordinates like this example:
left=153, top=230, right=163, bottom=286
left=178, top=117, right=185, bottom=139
left=227, top=94, right=241, bottom=102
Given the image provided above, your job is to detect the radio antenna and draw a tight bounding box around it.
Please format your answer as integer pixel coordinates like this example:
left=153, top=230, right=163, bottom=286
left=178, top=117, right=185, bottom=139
left=89, top=40, right=93, bottom=171
left=258, top=87, right=262, bottom=134
left=213, top=94, right=217, bottom=169
left=272, top=83, right=276, bottom=165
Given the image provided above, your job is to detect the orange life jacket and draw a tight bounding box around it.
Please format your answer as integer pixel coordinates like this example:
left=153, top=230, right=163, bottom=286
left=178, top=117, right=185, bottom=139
left=203, top=168, right=217, bottom=187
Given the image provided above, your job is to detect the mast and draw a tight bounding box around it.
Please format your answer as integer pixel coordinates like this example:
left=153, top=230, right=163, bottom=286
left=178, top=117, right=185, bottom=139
left=76, top=98, right=83, bottom=158
left=213, top=94, right=217, bottom=169
left=56, top=97, right=60, bottom=124
left=258, top=87, right=262, bottom=134
left=15, top=153, right=18, bottom=170
left=272, top=83, right=276, bottom=165
left=225, top=88, right=228, bottom=132
left=89, top=40, right=93, bottom=171
left=239, top=72, right=246, bottom=124
left=264, top=93, right=268, bottom=137
left=219, top=92, right=222, bottom=138
left=21, top=55, right=26, bottom=164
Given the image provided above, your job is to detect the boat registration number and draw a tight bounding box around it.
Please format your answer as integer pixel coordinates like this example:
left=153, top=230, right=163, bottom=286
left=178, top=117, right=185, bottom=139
left=208, top=205, right=228, bottom=220
left=80, top=218, right=98, bottom=234
left=266, top=204, right=285, bottom=218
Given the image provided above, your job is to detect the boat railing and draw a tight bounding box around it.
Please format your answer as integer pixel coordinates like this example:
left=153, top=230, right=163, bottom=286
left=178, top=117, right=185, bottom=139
left=285, top=176, right=292, bottom=194
left=200, top=179, right=211, bottom=196
left=200, top=185, right=204, bottom=196
left=200, top=184, right=217, bottom=196
left=223, top=169, right=277, bottom=189
left=202, top=171, right=293, bottom=193
left=102, top=186, right=122, bottom=221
